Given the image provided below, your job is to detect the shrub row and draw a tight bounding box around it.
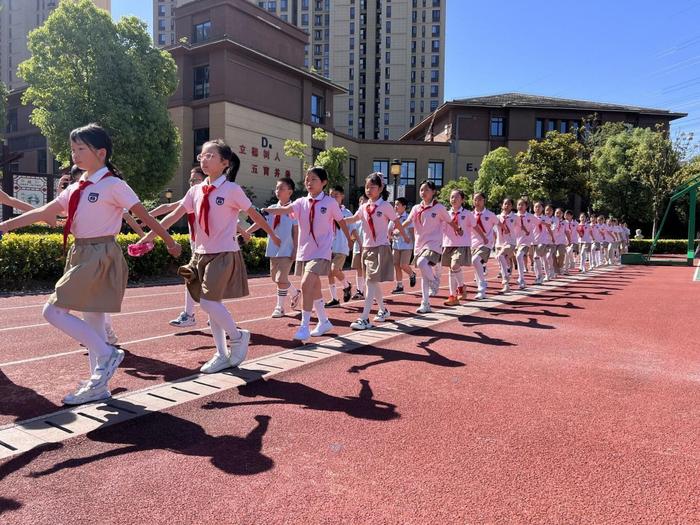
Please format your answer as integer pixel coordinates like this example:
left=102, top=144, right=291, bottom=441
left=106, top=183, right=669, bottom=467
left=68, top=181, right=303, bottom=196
left=0, top=234, right=269, bottom=291
left=628, top=239, right=697, bottom=254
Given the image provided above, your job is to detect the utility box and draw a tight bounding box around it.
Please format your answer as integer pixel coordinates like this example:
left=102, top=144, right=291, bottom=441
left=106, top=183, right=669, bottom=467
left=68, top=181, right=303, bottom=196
left=622, top=252, right=646, bottom=265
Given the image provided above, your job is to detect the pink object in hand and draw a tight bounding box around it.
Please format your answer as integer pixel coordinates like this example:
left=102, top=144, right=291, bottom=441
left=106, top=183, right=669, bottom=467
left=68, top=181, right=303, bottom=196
left=127, top=242, right=154, bottom=257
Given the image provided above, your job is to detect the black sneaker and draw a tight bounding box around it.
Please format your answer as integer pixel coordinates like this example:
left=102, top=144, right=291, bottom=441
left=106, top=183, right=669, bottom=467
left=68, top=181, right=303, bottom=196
left=409, top=273, right=417, bottom=287
left=391, top=284, right=404, bottom=294
left=324, top=299, right=340, bottom=308
left=342, top=283, right=352, bottom=302
left=351, top=290, right=364, bottom=300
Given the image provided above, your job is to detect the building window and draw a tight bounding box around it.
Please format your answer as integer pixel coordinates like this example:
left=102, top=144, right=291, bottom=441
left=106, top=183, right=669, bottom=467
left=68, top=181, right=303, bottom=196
left=386, top=5, right=392, bottom=17
left=400, top=160, right=416, bottom=186
left=386, top=20, right=391, bottom=33
left=432, top=24, right=440, bottom=36
left=490, top=117, right=505, bottom=137
left=431, top=40, right=440, bottom=52
left=432, top=9, right=440, bottom=21
left=384, top=128, right=389, bottom=139
left=311, top=94, right=325, bottom=124
left=410, top=115, right=416, bottom=127
left=431, top=55, right=439, bottom=67
left=158, top=34, right=166, bottom=45
left=428, top=161, right=444, bottom=186
left=158, top=5, right=166, bottom=16
left=559, top=120, right=569, bottom=133
left=410, top=100, right=415, bottom=113
left=193, top=128, right=210, bottom=161
left=192, top=21, right=211, bottom=43
left=349, top=157, right=357, bottom=187
left=547, top=119, right=556, bottom=132
left=430, top=100, right=439, bottom=111
left=535, top=118, right=544, bottom=139
left=433, top=0, right=441, bottom=5
left=301, top=13, right=309, bottom=25
left=281, top=0, right=288, bottom=9
left=372, top=160, right=389, bottom=184
left=158, top=19, right=166, bottom=31
left=430, top=85, right=439, bottom=97
left=193, top=65, right=209, bottom=100
left=384, top=97, right=390, bottom=110
left=37, top=149, right=47, bottom=174
left=384, top=113, right=390, bottom=125
left=385, top=51, right=391, bottom=64
left=386, top=36, right=391, bottom=48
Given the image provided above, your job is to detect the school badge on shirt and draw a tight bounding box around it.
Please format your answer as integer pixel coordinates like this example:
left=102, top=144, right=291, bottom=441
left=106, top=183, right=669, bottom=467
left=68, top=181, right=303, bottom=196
left=431, top=212, right=436, bottom=218
left=215, top=197, right=225, bottom=206
left=320, top=206, right=327, bottom=214
left=88, top=192, right=99, bottom=203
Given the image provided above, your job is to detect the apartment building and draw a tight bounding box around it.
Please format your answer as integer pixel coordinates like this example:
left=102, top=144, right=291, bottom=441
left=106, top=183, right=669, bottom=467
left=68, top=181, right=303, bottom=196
left=154, top=0, right=445, bottom=140
left=0, top=0, right=111, bottom=90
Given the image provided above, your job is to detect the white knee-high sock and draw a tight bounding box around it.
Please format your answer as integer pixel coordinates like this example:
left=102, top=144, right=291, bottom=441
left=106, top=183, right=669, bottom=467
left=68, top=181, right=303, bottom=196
left=448, top=271, right=458, bottom=295
left=356, top=275, right=365, bottom=293
left=472, top=257, right=487, bottom=291
left=313, top=299, right=329, bottom=324
left=82, top=311, right=107, bottom=374
left=516, top=251, right=527, bottom=283
left=497, top=254, right=510, bottom=283
left=199, top=298, right=240, bottom=357
left=417, top=258, right=434, bottom=304
left=184, top=287, right=195, bottom=316
left=44, top=304, right=111, bottom=374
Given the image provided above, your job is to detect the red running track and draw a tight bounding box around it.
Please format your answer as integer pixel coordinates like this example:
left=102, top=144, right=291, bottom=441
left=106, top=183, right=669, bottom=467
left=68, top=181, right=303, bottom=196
left=0, top=264, right=698, bottom=523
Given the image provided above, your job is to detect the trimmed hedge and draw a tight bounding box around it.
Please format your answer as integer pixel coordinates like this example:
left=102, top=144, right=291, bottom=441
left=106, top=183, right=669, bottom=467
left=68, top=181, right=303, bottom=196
left=628, top=239, right=698, bottom=254
left=0, top=233, right=269, bottom=291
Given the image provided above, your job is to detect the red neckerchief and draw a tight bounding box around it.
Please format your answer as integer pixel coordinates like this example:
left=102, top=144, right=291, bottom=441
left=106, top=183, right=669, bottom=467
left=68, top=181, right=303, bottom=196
left=500, top=214, right=511, bottom=235
left=187, top=213, right=196, bottom=242
left=519, top=214, right=530, bottom=236
left=273, top=214, right=281, bottom=230
left=475, top=210, right=485, bottom=231
left=416, top=200, right=437, bottom=225
left=366, top=202, right=378, bottom=240
left=198, top=184, right=216, bottom=236
left=451, top=210, right=460, bottom=226
left=63, top=171, right=113, bottom=252
left=308, top=195, right=321, bottom=246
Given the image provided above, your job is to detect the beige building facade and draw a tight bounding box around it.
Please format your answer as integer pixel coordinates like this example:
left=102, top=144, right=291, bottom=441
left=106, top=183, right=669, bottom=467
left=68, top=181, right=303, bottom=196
left=155, top=0, right=445, bottom=141
left=0, top=0, right=110, bottom=90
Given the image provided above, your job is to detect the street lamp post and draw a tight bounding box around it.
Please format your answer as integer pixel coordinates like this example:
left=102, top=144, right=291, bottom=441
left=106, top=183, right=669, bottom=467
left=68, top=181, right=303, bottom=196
left=390, top=159, right=401, bottom=201
left=164, top=188, right=173, bottom=203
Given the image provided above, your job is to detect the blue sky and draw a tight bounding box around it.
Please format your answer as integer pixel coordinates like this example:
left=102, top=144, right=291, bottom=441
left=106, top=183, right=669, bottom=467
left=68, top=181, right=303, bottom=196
left=112, top=0, right=700, bottom=139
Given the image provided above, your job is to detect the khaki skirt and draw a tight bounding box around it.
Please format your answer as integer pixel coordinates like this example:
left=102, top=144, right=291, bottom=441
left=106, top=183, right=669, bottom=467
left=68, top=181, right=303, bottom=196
left=473, top=245, right=491, bottom=263
left=441, top=246, right=472, bottom=270
left=294, top=258, right=331, bottom=277
left=177, top=251, right=249, bottom=302
left=392, top=248, right=412, bottom=266
left=270, top=256, right=293, bottom=286
left=49, top=236, right=128, bottom=313
left=414, top=248, right=441, bottom=267
left=362, top=245, right=394, bottom=283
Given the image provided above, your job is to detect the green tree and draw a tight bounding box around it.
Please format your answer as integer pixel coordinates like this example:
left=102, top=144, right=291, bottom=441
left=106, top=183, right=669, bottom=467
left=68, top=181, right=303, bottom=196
left=474, top=147, right=525, bottom=206
left=18, top=0, right=180, bottom=198
left=516, top=131, right=588, bottom=203
left=283, top=127, right=348, bottom=189
left=589, top=127, right=652, bottom=223
left=437, top=177, right=474, bottom=208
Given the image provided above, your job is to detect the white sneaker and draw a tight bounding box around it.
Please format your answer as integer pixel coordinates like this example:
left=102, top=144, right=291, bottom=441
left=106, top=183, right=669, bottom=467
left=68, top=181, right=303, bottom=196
left=105, top=326, right=118, bottom=346
left=200, top=353, right=231, bottom=374
left=500, top=284, right=510, bottom=293
left=416, top=303, right=432, bottom=314
left=170, top=311, right=196, bottom=327
left=350, top=318, right=373, bottom=330
left=310, top=320, right=333, bottom=337
left=293, top=325, right=311, bottom=341
left=474, top=291, right=486, bottom=300
left=373, top=308, right=391, bottom=322
left=270, top=306, right=285, bottom=318
left=91, top=348, right=124, bottom=389
left=62, top=383, right=111, bottom=405
left=229, top=329, right=251, bottom=368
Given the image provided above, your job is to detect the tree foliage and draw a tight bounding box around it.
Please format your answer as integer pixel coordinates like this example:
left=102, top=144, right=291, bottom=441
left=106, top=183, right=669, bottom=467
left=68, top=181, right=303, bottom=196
left=283, top=127, right=348, bottom=189
left=516, top=131, right=588, bottom=204
left=18, top=0, right=180, bottom=198
left=474, top=147, right=525, bottom=205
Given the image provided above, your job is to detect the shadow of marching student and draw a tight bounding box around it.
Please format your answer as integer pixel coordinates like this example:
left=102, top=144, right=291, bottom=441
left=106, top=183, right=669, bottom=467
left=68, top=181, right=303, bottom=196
left=28, top=405, right=274, bottom=478
left=0, top=369, right=65, bottom=423
left=345, top=333, right=468, bottom=374
left=119, top=347, right=206, bottom=383
left=202, top=378, right=399, bottom=422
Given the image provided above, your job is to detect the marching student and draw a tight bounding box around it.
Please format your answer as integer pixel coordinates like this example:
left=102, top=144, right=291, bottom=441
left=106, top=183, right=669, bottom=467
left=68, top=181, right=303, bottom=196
left=563, top=209, right=577, bottom=274
left=390, top=197, right=417, bottom=294
left=404, top=180, right=461, bottom=313
left=609, top=217, right=622, bottom=265
left=442, top=189, right=475, bottom=306
left=264, top=167, right=352, bottom=341
left=514, top=198, right=538, bottom=289
left=140, top=138, right=280, bottom=374
left=590, top=215, right=604, bottom=267
left=245, top=177, right=300, bottom=318
left=348, top=173, right=410, bottom=330
left=620, top=221, right=630, bottom=255
left=552, top=208, right=569, bottom=276
left=325, top=186, right=354, bottom=307
left=496, top=198, right=517, bottom=293
left=0, top=123, right=182, bottom=405
left=543, top=204, right=558, bottom=280
left=577, top=213, right=593, bottom=271
left=471, top=192, right=497, bottom=300
left=532, top=201, right=553, bottom=284
left=598, top=215, right=612, bottom=266
left=350, top=194, right=367, bottom=299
